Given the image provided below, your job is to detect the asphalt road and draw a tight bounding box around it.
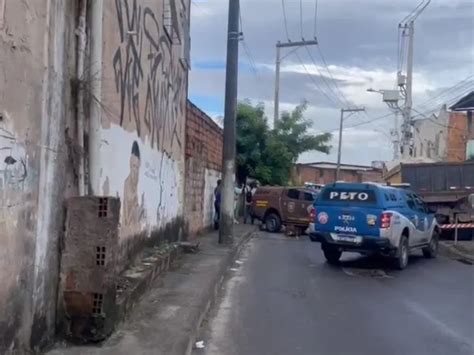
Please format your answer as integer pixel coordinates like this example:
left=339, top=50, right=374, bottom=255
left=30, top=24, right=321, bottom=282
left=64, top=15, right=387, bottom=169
left=193, top=232, right=474, bottom=355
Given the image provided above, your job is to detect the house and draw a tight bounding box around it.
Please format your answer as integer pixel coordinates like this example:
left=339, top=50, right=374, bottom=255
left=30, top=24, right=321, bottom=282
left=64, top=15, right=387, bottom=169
left=412, top=91, right=474, bottom=162
left=292, top=162, right=384, bottom=185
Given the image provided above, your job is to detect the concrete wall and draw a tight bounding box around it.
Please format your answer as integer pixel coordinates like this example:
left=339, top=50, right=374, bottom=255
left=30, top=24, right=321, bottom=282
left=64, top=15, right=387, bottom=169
left=413, top=107, right=449, bottom=160
left=93, top=0, right=191, bottom=268
left=0, top=0, right=76, bottom=352
left=185, top=101, right=223, bottom=235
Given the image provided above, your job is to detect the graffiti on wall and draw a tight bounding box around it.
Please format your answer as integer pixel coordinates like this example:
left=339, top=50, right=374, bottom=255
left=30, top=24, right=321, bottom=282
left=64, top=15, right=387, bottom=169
left=122, top=140, right=147, bottom=235
left=0, top=130, right=28, bottom=204
left=112, top=0, right=187, bottom=156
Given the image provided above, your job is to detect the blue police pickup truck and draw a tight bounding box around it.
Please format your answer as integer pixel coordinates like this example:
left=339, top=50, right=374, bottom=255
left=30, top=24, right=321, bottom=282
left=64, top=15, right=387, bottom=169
left=309, top=182, right=440, bottom=269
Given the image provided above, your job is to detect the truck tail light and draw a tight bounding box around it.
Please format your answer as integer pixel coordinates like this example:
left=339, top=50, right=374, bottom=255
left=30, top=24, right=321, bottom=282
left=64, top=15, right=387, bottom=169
left=381, top=212, right=392, bottom=229
left=309, top=206, right=316, bottom=220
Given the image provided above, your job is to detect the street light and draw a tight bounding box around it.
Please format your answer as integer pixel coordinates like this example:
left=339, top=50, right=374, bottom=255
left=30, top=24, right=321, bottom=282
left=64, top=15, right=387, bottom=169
left=367, top=88, right=401, bottom=159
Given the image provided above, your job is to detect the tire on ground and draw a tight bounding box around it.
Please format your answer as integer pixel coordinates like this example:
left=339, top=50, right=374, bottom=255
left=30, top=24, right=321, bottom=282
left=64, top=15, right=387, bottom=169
left=265, top=212, right=282, bottom=233
left=323, top=246, right=342, bottom=264
left=422, top=230, right=439, bottom=258
left=394, top=235, right=409, bottom=270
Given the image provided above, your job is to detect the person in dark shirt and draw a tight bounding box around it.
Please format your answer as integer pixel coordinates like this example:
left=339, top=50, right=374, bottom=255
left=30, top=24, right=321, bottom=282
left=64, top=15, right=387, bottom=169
left=214, top=179, right=222, bottom=229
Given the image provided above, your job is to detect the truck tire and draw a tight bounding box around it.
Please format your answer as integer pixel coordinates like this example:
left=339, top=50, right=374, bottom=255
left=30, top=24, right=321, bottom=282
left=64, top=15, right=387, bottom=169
left=422, top=231, right=439, bottom=258
left=265, top=213, right=281, bottom=233
left=394, top=235, right=409, bottom=270
left=323, top=247, right=342, bottom=265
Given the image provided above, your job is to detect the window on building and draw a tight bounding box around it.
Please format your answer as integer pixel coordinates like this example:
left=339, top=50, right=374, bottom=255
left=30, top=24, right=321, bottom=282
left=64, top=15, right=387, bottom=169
left=467, top=139, right=474, bottom=160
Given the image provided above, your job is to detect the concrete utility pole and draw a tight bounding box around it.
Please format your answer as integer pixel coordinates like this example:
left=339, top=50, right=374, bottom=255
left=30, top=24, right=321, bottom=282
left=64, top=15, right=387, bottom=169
left=219, top=0, right=240, bottom=245
left=397, top=0, right=431, bottom=159
left=336, top=107, right=365, bottom=180
left=401, top=21, right=414, bottom=159
left=274, top=39, right=318, bottom=127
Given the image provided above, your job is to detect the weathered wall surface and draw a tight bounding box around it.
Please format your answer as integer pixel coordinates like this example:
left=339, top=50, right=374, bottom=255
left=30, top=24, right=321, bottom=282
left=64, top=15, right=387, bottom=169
left=185, top=101, right=223, bottom=235
left=94, top=0, right=191, bottom=268
left=413, top=107, right=449, bottom=160
left=447, top=112, right=468, bottom=162
left=0, top=0, right=76, bottom=352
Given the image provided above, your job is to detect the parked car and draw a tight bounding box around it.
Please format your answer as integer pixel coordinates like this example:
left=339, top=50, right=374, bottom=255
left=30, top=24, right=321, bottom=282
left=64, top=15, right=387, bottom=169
left=252, top=186, right=318, bottom=233
left=309, top=182, right=440, bottom=269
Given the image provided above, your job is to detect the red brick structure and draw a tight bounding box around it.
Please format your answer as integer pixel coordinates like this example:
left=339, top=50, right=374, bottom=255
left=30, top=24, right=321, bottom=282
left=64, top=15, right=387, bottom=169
left=447, top=112, right=471, bottom=162
left=292, top=162, right=383, bottom=185
left=185, top=101, right=223, bottom=235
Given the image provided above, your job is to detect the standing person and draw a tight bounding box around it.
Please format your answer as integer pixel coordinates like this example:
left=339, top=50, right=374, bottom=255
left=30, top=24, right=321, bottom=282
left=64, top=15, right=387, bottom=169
left=234, top=183, right=242, bottom=224
left=244, top=182, right=256, bottom=224
left=214, top=179, right=222, bottom=230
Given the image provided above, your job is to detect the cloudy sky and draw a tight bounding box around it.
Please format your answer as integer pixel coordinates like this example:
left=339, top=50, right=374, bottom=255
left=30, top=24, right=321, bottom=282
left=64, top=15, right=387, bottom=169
left=188, top=0, right=474, bottom=166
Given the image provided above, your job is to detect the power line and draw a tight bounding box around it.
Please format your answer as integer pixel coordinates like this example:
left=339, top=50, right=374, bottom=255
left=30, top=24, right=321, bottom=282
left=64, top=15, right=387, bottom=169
left=313, top=0, right=318, bottom=38
left=416, top=77, right=474, bottom=109
left=411, top=107, right=467, bottom=132
left=239, top=9, right=259, bottom=77
left=413, top=87, right=474, bottom=118
left=304, top=46, right=346, bottom=107
left=293, top=50, right=339, bottom=107
left=281, top=0, right=291, bottom=40
left=299, top=0, right=304, bottom=38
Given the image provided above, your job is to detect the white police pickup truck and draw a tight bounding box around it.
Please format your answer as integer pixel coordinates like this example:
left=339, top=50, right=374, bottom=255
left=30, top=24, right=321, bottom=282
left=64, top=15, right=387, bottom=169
left=309, top=182, right=440, bottom=269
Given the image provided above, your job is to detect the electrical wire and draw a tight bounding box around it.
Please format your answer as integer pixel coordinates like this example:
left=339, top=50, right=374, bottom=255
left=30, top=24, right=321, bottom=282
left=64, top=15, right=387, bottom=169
left=416, top=77, right=474, bottom=110
left=313, top=0, right=318, bottom=38
left=304, top=46, right=346, bottom=107
left=281, top=0, right=291, bottom=41
left=239, top=9, right=259, bottom=77
left=293, top=50, right=339, bottom=107
left=299, top=0, right=304, bottom=39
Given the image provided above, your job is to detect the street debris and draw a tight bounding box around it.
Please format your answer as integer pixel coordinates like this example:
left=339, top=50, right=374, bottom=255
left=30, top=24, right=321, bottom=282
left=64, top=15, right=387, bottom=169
left=342, top=268, right=394, bottom=279
left=195, top=340, right=205, bottom=349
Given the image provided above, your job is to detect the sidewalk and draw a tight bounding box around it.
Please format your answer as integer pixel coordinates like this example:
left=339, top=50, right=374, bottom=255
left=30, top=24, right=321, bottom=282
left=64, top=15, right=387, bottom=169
left=47, top=224, right=256, bottom=355
left=439, top=240, right=474, bottom=264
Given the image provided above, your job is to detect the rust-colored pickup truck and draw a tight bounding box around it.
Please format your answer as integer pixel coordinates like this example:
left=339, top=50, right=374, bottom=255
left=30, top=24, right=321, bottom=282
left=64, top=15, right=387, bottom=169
left=251, top=186, right=318, bottom=233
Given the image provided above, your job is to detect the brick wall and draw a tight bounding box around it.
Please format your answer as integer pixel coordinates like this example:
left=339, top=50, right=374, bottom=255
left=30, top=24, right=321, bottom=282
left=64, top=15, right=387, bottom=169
left=185, top=101, right=223, bottom=235
left=447, top=112, right=469, bottom=161
left=292, top=165, right=383, bottom=185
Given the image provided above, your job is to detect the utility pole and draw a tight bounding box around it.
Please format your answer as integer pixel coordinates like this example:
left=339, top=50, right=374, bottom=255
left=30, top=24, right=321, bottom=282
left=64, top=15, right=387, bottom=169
left=397, top=0, right=431, bottom=159
left=274, top=39, right=318, bottom=127
left=401, top=21, right=414, bottom=159
left=336, top=107, right=365, bottom=180
left=219, top=0, right=240, bottom=245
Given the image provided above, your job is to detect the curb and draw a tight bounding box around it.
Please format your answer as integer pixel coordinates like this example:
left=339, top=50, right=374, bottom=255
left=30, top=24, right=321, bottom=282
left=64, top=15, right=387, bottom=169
left=184, top=230, right=255, bottom=355
left=439, top=242, right=474, bottom=265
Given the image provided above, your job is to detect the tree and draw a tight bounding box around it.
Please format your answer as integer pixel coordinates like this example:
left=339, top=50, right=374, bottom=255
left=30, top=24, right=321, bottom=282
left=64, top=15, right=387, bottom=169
left=236, top=101, right=331, bottom=185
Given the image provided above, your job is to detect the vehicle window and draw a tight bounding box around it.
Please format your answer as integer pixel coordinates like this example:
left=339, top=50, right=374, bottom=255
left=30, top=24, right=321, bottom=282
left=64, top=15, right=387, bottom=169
left=287, top=189, right=300, bottom=199
left=385, top=194, right=389, bottom=201
left=320, top=188, right=377, bottom=203
left=414, top=195, right=428, bottom=213
left=304, top=192, right=316, bottom=201
left=406, top=193, right=417, bottom=210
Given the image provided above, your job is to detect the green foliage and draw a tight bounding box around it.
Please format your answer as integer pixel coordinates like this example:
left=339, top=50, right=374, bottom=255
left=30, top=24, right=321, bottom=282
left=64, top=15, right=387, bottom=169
left=236, top=101, right=331, bottom=186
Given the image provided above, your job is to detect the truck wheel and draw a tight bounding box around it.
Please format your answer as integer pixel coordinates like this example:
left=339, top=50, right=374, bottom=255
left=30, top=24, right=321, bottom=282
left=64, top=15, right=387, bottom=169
left=422, top=231, right=439, bottom=258
left=394, top=235, right=409, bottom=270
left=265, top=213, right=281, bottom=233
left=323, top=247, right=342, bottom=265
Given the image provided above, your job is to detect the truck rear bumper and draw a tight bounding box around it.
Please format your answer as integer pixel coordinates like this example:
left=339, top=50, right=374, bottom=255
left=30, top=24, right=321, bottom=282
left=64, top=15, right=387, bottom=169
left=309, top=232, right=395, bottom=254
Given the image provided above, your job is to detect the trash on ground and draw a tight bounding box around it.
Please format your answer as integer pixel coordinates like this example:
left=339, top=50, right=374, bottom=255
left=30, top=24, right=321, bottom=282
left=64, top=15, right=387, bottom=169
left=195, top=340, right=205, bottom=349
